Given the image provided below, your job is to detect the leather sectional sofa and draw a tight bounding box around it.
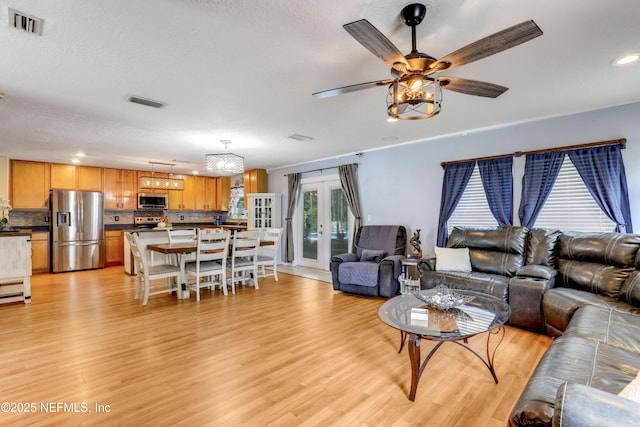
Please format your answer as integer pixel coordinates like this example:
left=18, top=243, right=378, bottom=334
left=416, top=226, right=640, bottom=426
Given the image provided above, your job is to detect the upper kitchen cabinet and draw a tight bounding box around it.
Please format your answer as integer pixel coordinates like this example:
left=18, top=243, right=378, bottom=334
left=50, top=164, right=103, bottom=191
left=10, top=160, right=50, bottom=209
left=216, top=177, right=231, bottom=211
left=244, top=169, right=268, bottom=200
left=104, top=168, right=138, bottom=210
left=168, top=175, right=195, bottom=210
left=194, top=176, right=217, bottom=210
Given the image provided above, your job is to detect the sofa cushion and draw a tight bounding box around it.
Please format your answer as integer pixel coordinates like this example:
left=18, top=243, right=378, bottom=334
left=516, top=264, right=557, bottom=280
left=447, top=226, right=527, bottom=276
left=559, top=232, right=640, bottom=267
left=434, top=247, right=471, bottom=272
left=620, top=270, right=640, bottom=307
left=526, top=228, right=561, bottom=267
left=338, top=261, right=379, bottom=287
left=355, top=225, right=405, bottom=259
left=563, top=305, right=640, bottom=354
left=556, top=259, right=633, bottom=297
left=421, top=270, right=509, bottom=302
left=509, top=335, right=640, bottom=427
left=359, top=249, right=387, bottom=263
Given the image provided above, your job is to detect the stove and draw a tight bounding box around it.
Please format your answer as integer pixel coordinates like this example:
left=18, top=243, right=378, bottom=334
left=134, top=209, right=164, bottom=227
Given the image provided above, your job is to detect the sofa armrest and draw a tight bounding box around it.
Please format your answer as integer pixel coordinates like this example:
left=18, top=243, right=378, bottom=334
left=516, top=264, right=557, bottom=280
left=417, top=258, right=436, bottom=273
left=509, top=271, right=556, bottom=331
left=329, top=253, right=358, bottom=290
left=553, top=382, right=640, bottom=427
left=378, top=254, right=405, bottom=297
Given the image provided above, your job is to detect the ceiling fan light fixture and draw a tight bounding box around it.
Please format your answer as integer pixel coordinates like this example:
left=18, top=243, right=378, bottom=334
left=612, top=53, right=640, bottom=66
left=387, top=75, right=442, bottom=120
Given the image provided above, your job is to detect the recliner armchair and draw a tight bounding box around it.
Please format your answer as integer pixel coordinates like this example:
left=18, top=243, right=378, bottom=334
left=330, top=225, right=407, bottom=297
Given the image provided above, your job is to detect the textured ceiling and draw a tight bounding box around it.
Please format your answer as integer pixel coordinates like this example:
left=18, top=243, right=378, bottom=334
left=0, top=0, right=639, bottom=175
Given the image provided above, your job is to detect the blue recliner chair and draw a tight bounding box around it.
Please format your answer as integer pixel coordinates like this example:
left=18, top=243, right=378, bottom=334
left=330, top=225, right=407, bottom=297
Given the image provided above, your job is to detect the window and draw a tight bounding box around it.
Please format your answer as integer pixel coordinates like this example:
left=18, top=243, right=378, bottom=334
left=447, top=165, right=498, bottom=234
left=533, top=157, right=615, bottom=232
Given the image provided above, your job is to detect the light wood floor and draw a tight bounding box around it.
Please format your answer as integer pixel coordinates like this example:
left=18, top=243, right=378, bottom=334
left=0, top=267, right=552, bottom=426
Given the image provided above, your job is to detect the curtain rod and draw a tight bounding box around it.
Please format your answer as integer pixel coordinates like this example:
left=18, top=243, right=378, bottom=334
left=284, top=162, right=358, bottom=176
left=440, top=138, right=626, bottom=169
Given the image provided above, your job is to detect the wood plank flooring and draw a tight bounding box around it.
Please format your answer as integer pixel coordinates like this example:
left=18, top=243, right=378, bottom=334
left=0, top=267, right=552, bottom=426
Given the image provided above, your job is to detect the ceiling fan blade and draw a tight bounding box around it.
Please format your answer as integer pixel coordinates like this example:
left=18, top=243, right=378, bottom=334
left=440, top=77, right=508, bottom=98
left=312, top=79, right=393, bottom=99
left=343, top=19, right=409, bottom=68
left=431, top=20, right=542, bottom=72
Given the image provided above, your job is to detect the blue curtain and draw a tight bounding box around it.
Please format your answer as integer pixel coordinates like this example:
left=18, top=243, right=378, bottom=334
left=518, top=151, right=565, bottom=228
left=567, top=145, right=633, bottom=232
left=478, top=157, right=513, bottom=226
left=437, top=161, right=476, bottom=247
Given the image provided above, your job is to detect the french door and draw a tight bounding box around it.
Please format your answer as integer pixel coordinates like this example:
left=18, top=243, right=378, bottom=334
left=297, top=178, right=352, bottom=270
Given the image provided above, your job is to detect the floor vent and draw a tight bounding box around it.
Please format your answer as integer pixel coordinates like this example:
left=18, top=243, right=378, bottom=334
left=128, top=96, right=166, bottom=109
left=9, top=8, right=44, bottom=35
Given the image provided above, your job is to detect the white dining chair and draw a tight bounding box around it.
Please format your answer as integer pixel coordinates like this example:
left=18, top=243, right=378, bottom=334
left=166, top=228, right=197, bottom=263
left=126, top=232, right=181, bottom=306
left=226, top=230, right=261, bottom=294
left=185, top=229, right=231, bottom=300
left=256, top=228, right=283, bottom=282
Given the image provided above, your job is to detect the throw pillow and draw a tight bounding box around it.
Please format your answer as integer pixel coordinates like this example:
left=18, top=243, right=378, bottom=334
left=619, top=371, right=640, bottom=403
left=435, top=247, right=472, bottom=272
left=360, top=249, right=387, bottom=263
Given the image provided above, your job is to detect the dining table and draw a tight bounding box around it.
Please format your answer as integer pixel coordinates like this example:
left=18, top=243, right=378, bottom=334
left=146, top=240, right=274, bottom=299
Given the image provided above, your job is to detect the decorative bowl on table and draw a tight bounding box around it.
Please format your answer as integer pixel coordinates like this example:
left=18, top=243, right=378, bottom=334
left=413, top=284, right=474, bottom=310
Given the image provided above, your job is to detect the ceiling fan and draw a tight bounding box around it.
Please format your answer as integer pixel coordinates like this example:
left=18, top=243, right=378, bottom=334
left=313, top=3, right=543, bottom=120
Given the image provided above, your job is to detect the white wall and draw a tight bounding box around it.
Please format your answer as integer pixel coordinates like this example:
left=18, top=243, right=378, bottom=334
left=270, top=101, right=640, bottom=257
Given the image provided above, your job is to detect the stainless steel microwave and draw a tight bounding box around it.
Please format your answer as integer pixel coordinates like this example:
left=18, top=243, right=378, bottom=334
left=138, top=193, right=168, bottom=209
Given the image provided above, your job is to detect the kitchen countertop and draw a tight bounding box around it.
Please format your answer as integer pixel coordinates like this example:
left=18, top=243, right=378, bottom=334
left=110, top=223, right=248, bottom=233
left=0, top=229, right=32, bottom=237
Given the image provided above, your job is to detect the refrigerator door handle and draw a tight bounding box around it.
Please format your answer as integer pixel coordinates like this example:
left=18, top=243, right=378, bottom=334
left=55, top=241, right=101, bottom=247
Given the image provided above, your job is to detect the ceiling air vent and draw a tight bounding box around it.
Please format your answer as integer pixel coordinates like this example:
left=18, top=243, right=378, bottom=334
left=9, top=8, right=44, bottom=35
left=287, top=134, right=313, bottom=141
left=128, top=96, right=166, bottom=109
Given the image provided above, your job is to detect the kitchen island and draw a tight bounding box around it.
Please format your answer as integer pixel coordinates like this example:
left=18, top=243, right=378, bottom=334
left=0, top=230, right=32, bottom=304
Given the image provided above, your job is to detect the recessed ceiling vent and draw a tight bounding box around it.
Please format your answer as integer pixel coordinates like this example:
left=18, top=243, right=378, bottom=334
left=128, top=96, right=166, bottom=109
left=9, top=8, right=44, bottom=35
left=287, top=134, right=313, bottom=141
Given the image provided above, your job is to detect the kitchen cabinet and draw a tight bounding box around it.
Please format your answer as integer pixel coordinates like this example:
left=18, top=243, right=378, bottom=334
left=104, top=168, right=138, bottom=210
left=168, top=175, right=195, bottom=210
left=244, top=169, right=268, bottom=200
left=51, top=164, right=103, bottom=191
left=10, top=160, right=50, bottom=209
left=31, top=231, right=50, bottom=273
left=0, top=233, right=32, bottom=304
left=194, top=176, right=217, bottom=210
left=105, top=230, right=124, bottom=266
left=216, top=176, right=231, bottom=211
left=247, top=193, right=282, bottom=229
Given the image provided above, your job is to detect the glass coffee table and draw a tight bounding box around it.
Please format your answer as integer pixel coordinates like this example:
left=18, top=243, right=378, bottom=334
left=378, top=290, right=510, bottom=401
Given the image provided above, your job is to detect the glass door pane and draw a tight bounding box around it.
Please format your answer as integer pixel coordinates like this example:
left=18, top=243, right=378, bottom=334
left=302, top=188, right=319, bottom=263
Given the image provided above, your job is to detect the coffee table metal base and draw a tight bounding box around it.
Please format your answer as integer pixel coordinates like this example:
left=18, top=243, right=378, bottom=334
left=406, top=326, right=506, bottom=401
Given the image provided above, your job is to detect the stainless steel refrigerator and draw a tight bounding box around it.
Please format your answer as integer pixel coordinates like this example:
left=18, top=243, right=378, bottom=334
left=51, top=190, right=105, bottom=273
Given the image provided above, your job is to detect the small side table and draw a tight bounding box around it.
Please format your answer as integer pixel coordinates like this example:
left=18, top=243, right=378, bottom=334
left=401, top=257, right=420, bottom=278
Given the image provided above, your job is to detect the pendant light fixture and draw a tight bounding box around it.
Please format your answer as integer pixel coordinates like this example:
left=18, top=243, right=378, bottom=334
left=205, top=140, right=244, bottom=175
left=138, top=162, right=185, bottom=190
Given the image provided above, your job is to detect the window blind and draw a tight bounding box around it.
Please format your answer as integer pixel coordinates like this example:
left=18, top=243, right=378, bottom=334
left=533, top=157, right=615, bottom=232
left=448, top=165, right=498, bottom=233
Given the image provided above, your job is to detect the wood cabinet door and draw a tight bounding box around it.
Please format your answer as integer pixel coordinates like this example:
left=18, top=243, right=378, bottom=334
left=181, top=175, right=196, bottom=210
left=77, top=166, right=103, bottom=191
left=105, top=230, right=124, bottom=266
left=216, top=177, right=230, bottom=211
left=31, top=232, right=50, bottom=273
left=103, top=168, right=120, bottom=210
left=194, top=176, right=208, bottom=210
left=50, top=164, right=76, bottom=189
left=120, top=170, right=138, bottom=210
left=11, top=160, right=50, bottom=209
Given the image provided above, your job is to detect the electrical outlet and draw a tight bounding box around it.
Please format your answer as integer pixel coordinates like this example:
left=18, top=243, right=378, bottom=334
left=115, top=216, right=119, bottom=222
left=180, top=215, right=184, bottom=220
